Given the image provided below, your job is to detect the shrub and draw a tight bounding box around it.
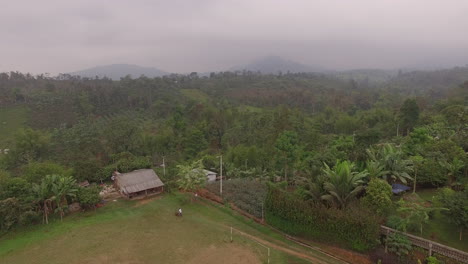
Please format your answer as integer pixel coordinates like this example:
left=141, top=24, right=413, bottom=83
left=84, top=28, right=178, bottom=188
left=21, top=161, right=72, bottom=184
left=72, top=160, right=101, bottom=182
left=265, top=186, right=380, bottom=251
left=426, top=256, right=440, bottom=264
left=385, top=233, right=412, bottom=259
left=76, top=186, right=101, bottom=209
left=362, top=178, right=393, bottom=215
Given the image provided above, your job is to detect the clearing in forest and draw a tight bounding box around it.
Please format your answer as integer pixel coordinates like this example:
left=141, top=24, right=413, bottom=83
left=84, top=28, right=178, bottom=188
left=0, top=193, right=348, bottom=264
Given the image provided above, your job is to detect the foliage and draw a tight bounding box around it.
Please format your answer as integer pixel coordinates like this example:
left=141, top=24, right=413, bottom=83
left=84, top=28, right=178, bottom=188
left=265, top=186, right=380, bottom=251
left=426, top=256, right=441, bottom=264
left=0, top=177, right=32, bottom=201
left=4, top=128, right=50, bottom=168
left=321, top=160, right=368, bottom=208
left=399, top=98, right=420, bottom=135
left=367, top=143, right=413, bottom=184
left=362, top=178, right=393, bottom=215
left=176, top=160, right=206, bottom=192
left=385, top=233, right=412, bottom=258
left=76, top=185, right=101, bottom=209
left=32, top=174, right=78, bottom=224
left=275, top=130, right=300, bottom=182
left=21, top=161, right=73, bottom=184
left=0, top=198, right=38, bottom=233
left=436, top=188, right=468, bottom=240
left=396, top=199, right=445, bottom=235
left=72, top=160, right=102, bottom=182
left=206, top=178, right=267, bottom=218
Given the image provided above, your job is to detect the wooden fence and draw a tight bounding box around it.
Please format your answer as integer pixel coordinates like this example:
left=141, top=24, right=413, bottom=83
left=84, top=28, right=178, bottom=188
left=380, top=226, right=468, bottom=263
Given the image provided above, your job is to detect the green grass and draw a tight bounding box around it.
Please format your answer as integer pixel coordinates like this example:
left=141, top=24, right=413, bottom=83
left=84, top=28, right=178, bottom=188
left=411, top=189, right=468, bottom=251
left=0, top=193, right=344, bottom=264
left=0, top=105, right=29, bottom=148
left=181, top=89, right=210, bottom=103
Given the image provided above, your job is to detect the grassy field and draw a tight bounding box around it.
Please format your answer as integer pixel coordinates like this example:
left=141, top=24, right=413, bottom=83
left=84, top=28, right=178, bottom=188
left=0, top=105, right=29, bottom=148
left=412, top=189, right=468, bottom=251
left=0, top=193, right=346, bottom=264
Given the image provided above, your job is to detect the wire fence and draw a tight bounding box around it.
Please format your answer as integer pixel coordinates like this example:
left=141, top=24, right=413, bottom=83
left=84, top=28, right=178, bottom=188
left=380, top=226, right=468, bottom=263
left=230, top=226, right=271, bottom=264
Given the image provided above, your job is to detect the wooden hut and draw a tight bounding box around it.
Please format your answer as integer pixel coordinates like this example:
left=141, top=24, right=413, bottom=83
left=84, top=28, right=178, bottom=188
left=115, top=169, right=164, bottom=199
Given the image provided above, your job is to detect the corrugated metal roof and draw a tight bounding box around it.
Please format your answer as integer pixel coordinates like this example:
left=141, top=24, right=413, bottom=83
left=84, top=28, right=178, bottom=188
left=116, top=169, right=164, bottom=194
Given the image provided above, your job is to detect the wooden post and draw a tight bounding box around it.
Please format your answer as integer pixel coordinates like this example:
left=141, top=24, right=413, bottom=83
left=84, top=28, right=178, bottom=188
left=220, top=155, right=223, bottom=196
left=429, top=243, right=433, bottom=256
left=267, top=247, right=270, bottom=264
left=261, top=202, right=264, bottom=223
left=230, top=226, right=233, bottom=242
left=385, top=229, right=389, bottom=253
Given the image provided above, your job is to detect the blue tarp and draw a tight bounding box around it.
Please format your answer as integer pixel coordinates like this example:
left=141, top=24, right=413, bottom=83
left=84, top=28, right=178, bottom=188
left=392, top=183, right=411, bottom=194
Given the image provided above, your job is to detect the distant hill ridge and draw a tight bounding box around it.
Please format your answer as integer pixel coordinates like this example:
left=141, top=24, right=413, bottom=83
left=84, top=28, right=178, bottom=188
left=230, top=56, right=325, bottom=74
left=68, top=64, right=168, bottom=80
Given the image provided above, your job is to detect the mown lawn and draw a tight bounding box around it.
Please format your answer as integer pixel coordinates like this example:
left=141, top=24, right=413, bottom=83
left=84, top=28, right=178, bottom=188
left=0, top=193, right=343, bottom=264
left=0, top=105, right=29, bottom=148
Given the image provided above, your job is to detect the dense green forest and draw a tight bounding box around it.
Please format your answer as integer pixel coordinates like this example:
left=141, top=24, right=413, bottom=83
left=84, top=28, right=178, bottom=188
left=0, top=68, right=467, bottom=257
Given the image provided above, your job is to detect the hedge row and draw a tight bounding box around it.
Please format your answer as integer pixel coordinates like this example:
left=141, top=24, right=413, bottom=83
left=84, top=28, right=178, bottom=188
left=206, top=179, right=267, bottom=218
left=265, top=186, right=380, bottom=252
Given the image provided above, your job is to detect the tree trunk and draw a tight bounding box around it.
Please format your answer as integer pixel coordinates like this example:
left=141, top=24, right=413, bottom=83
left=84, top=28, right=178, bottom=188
left=460, top=228, right=463, bottom=241
left=284, top=163, right=288, bottom=182
left=44, top=205, right=49, bottom=225
left=413, top=168, right=417, bottom=193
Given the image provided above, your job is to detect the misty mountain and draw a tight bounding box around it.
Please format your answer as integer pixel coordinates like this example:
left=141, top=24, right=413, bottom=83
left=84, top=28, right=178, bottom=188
left=69, top=64, right=168, bottom=80
left=231, top=56, right=323, bottom=74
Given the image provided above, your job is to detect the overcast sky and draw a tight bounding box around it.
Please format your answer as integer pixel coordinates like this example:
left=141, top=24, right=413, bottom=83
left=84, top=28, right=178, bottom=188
left=1, top=0, right=468, bottom=74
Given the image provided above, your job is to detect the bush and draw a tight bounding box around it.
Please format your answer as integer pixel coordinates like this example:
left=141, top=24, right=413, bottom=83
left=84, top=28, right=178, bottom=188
left=426, top=256, right=440, bottom=264
left=72, top=160, right=101, bottom=182
left=0, top=177, right=32, bottom=201
left=0, top=198, right=37, bottom=232
left=362, top=178, right=393, bottom=215
left=265, top=186, right=380, bottom=251
left=76, top=185, right=101, bottom=209
left=21, top=161, right=72, bottom=184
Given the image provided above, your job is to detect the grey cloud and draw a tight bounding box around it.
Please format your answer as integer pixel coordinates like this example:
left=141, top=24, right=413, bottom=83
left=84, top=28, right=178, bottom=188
left=1, top=0, right=467, bottom=74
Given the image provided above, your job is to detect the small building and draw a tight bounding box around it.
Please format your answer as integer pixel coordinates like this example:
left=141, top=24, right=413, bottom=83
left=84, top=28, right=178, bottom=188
left=192, top=169, right=218, bottom=182
left=115, top=169, right=164, bottom=199
left=204, top=170, right=218, bottom=182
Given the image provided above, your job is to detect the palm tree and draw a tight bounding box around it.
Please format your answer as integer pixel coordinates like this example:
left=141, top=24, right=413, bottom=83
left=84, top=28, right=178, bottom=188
left=51, top=175, right=78, bottom=221
left=367, top=144, right=413, bottom=184
left=32, top=177, right=54, bottom=224
left=321, top=160, right=368, bottom=208
left=33, top=175, right=78, bottom=223
left=439, top=158, right=465, bottom=188
left=366, top=160, right=388, bottom=179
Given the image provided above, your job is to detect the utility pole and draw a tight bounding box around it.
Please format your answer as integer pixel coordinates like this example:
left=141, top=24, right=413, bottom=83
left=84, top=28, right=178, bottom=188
left=162, top=156, right=166, bottom=178
left=220, top=155, right=223, bottom=196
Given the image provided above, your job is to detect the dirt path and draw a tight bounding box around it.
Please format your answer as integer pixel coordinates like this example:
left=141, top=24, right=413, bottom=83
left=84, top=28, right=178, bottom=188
left=199, top=190, right=371, bottom=264
left=228, top=226, right=347, bottom=264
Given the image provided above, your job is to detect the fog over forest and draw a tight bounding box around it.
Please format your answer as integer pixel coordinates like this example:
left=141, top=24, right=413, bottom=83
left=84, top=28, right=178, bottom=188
left=1, top=0, right=468, bottom=75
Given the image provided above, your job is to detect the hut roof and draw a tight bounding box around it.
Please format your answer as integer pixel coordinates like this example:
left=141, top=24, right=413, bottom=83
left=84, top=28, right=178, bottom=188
left=116, top=169, right=164, bottom=194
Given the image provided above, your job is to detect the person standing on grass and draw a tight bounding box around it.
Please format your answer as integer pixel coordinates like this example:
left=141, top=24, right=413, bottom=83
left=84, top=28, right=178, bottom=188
left=178, top=208, right=182, bottom=217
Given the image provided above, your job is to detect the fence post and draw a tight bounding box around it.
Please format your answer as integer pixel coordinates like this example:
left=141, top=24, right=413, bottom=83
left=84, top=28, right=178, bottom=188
left=384, top=228, right=389, bottom=253
left=268, top=247, right=270, bottom=264
left=429, top=243, right=432, bottom=257
left=230, top=226, right=233, bottom=242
